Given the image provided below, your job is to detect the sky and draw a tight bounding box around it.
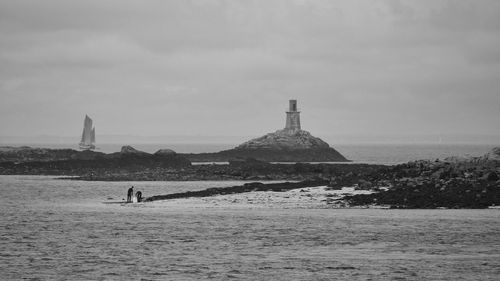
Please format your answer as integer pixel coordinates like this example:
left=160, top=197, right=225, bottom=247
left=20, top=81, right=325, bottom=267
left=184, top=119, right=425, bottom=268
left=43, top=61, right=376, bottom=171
left=0, top=0, right=499, bottom=143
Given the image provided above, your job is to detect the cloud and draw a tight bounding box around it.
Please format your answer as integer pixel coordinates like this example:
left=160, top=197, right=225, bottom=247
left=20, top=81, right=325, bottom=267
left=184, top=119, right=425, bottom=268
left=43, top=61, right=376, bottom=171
left=0, top=0, right=499, bottom=139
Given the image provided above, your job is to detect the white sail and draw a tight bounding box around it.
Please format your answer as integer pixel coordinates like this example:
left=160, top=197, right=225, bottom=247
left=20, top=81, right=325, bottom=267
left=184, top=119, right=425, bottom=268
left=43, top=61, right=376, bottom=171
left=84, top=115, right=92, bottom=144
left=80, top=126, right=86, bottom=143
left=79, top=115, right=96, bottom=150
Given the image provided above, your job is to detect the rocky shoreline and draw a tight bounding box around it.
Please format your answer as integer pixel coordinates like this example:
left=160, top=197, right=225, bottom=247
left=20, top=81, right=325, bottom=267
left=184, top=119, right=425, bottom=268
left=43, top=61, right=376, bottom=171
left=181, top=147, right=347, bottom=162
left=344, top=157, right=500, bottom=208
left=145, top=148, right=500, bottom=209
left=0, top=156, right=384, bottom=182
left=0, top=145, right=371, bottom=181
left=143, top=183, right=374, bottom=209
left=145, top=179, right=329, bottom=202
left=1, top=145, right=499, bottom=209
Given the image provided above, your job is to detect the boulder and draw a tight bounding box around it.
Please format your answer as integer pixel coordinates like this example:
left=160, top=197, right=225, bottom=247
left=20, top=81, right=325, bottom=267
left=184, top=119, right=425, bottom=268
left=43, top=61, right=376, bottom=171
left=154, top=149, right=177, bottom=156
left=485, top=172, right=498, bottom=182
left=357, top=179, right=373, bottom=189
left=484, top=147, right=500, bottom=161
left=229, top=157, right=269, bottom=167
left=120, top=145, right=147, bottom=154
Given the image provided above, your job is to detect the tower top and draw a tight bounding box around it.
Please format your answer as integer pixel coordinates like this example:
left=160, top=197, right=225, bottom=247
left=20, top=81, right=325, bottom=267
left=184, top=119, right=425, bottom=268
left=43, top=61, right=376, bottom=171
left=288, top=100, right=298, bottom=112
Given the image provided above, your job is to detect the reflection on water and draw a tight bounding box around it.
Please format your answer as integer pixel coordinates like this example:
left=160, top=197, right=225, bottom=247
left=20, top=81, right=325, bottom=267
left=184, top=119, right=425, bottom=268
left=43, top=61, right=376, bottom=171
left=1, top=176, right=499, bottom=280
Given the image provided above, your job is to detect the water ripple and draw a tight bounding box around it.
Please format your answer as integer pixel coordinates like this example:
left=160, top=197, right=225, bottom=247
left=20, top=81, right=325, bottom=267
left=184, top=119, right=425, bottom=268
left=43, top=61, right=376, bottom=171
left=0, top=176, right=499, bottom=280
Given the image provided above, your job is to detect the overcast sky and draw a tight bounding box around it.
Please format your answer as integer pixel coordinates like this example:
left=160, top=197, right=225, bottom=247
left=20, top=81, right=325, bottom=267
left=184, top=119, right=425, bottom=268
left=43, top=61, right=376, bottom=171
left=1, top=0, right=499, bottom=141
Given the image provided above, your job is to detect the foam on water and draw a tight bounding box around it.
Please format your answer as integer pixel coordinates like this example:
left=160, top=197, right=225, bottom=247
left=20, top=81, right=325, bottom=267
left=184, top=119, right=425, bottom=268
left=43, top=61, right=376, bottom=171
left=1, top=176, right=499, bottom=280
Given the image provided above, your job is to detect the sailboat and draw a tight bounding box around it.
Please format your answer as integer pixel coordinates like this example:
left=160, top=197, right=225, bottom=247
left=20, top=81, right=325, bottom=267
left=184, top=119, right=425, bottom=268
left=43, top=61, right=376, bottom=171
left=79, top=115, right=96, bottom=150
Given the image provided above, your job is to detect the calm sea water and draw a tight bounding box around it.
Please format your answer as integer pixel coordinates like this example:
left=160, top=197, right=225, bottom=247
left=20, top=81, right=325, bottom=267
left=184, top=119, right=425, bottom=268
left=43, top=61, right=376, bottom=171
left=1, top=143, right=496, bottom=164
left=1, top=176, right=499, bottom=280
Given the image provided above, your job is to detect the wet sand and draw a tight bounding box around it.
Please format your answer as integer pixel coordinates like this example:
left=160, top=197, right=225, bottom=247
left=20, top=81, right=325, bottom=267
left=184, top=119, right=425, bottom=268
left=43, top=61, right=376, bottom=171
left=147, top=186, right=375, bottom=209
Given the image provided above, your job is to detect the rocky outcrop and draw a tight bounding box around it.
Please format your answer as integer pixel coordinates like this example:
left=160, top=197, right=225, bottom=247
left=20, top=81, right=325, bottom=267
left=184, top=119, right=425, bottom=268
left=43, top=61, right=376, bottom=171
left=344, top=157, right=500, bottom=208
left=236, top=129, right=330, bottom=150
left=186, top=147, right=347, bottom=162
left=120, top=145, right=147, bottom=154
left=0, top=146, right=105, bottom=163
left=154, top=149, right=177, bottom=156
left=0, top=145, right=191, bottom=176
left=483, top=147, right=500, bottom=161
left=183, top=129, right=348, bottom=162
left=145, top=179, right=329, bottom=202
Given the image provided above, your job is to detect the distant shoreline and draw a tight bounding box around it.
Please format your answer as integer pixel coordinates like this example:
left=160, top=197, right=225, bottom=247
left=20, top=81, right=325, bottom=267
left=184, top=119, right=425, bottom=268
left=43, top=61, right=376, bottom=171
left=0, top=143, right=494, bottom=165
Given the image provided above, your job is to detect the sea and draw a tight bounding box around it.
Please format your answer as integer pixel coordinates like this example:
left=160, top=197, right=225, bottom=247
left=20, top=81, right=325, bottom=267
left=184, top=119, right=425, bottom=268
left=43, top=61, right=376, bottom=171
left=1, top=143, right=499, bottom=280
left=2, top=142, right=496, bottom=164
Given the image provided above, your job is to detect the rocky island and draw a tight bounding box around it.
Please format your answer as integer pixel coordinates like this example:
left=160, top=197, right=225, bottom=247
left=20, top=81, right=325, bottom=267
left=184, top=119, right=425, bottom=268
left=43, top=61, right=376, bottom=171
left=0, top=145, right=191, bottom=176
left=182, top=100, right=348, bottom=162
left=183, top=129, right=347, bottom=162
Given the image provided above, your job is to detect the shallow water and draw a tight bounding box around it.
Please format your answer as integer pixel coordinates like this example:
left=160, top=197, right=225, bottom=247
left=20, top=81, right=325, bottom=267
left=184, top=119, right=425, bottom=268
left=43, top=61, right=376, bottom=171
left=1, top=176, right=499, bottom=280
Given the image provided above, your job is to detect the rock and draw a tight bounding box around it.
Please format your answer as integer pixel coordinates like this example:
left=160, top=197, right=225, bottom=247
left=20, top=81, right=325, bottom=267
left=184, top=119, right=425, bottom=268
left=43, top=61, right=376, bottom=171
left=145, top=179, right=329, bottom=202
left=326, top=185, right=342, bottom=190
left=154, top=149, right=177, bottom=156
left=0, top=145, right=191, bottom=176
left=0, top=146, right=32, bottom=152
left=181, top=130, right=349, bottom=162
left=443, top=156, right=472, bottom=163
left=120, top=145, right=146, bottom=154
left=236, top=129, right=330, bottom=150
left=229, top=157, right=269, bottom=167
left=358, top=179, right=373, bottom=189
left=485, top=172, right=498, bottom=182
left=0, top=146, right=104, bottom=163
left=183, top=146, right=348, bottom=162
left=484, top=147, right=500, bottom=161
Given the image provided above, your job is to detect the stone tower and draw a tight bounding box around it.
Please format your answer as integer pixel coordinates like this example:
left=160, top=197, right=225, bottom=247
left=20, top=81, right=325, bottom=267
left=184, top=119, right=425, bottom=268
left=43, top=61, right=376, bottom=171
left=285, top=99, right=301, bottom=131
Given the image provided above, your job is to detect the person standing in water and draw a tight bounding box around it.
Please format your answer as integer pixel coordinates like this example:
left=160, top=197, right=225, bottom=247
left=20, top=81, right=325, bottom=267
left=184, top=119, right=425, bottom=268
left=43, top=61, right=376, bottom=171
left=135, top=191, right=142, bottom=203
left=127, top=186, right=134, bottom=203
